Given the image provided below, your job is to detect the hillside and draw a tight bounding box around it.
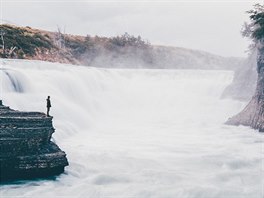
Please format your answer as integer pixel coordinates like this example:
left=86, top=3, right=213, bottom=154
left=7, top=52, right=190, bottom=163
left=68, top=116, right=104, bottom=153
left=0, top=24, right=243, bottom=69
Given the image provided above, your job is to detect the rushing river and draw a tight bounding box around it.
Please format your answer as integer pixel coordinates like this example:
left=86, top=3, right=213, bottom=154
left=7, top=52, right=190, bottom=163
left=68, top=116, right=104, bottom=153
left=0, top=59, right=263, bottom=198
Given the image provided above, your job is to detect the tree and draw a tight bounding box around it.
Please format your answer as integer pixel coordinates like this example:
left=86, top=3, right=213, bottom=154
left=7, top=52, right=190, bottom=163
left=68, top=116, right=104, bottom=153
left=109, top=32, right=150, bottom=48
left=226, top=4, right=264, bottom=131
left=55, top=26, right=65, bottom=49
left=242, top=4, right=264, bottom=71
left=0, top=29, right=17, bottom=58
left=242, top=4, right=264, bottom=44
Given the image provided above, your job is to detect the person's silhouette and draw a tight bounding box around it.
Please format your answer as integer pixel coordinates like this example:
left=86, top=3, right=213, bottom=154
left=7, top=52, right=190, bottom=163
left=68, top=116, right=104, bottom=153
left=46, top=96, right=51, bottom=117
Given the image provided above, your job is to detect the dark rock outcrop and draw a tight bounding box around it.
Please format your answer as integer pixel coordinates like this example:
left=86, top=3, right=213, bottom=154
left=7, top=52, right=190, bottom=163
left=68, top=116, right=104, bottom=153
left=226, top=46, right=264, bottom=132
left=0, top=100, right=68, bottom=182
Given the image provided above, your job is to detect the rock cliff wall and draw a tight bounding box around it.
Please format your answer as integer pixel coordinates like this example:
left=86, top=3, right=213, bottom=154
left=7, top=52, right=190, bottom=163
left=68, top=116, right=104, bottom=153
left=226, top=45, right=264, bottom=132
left=0, top=100, right=68, bottom=182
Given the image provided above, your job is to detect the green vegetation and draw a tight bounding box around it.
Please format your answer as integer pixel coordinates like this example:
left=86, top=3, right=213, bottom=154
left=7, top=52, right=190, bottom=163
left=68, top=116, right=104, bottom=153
left=64, top=36, right=94, bottom=57
left=242, top=4, right=264, bottom=73
left=243, top=4, right=264, bottom=42
left=0, top=24, right=53, bottom=58
left=64, top=32, right=150, bottom=56
left=0, top=24, right=151, bottom=65
left=109, top=32, right=150, bottom=48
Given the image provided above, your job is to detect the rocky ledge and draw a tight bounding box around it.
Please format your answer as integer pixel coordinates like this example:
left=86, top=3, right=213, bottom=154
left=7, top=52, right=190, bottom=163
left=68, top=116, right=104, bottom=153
left=0, top=100, right=68, bottom=182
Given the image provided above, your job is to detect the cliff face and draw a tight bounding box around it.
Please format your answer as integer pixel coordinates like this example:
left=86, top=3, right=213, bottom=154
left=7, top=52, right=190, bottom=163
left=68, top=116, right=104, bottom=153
left=226, top=45, right=264, bottom=132
left=0, top=100, right=68, bottom=182
left=221, top=51, right=257, bottom=101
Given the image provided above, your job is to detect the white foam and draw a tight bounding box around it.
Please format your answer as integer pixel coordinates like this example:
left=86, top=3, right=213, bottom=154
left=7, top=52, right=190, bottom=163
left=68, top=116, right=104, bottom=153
left=0, top=59, right=263, bottom=198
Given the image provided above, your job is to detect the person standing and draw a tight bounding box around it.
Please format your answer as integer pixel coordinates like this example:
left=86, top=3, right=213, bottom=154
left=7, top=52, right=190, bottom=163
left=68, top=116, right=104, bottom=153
left=46, top=96, right=51, bottom=117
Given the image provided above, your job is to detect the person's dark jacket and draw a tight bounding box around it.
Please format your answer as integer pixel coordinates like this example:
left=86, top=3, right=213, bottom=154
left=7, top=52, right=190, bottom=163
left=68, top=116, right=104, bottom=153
left=46, top=99, right=51, bottom=108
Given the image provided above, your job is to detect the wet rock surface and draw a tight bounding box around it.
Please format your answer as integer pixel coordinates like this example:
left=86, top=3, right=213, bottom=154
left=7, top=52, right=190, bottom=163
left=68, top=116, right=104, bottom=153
left=0, top=100, right=68, bottom=182
left=226, top=48, right=264, bottom=132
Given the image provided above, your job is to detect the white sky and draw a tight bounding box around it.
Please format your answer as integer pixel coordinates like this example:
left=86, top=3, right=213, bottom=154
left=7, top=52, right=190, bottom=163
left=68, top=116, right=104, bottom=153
left=1, top=0, right=263, bottom=57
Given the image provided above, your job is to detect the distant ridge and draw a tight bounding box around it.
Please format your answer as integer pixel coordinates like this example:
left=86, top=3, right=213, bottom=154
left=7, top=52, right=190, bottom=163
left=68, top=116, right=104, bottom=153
left=0, top=24, right=244, bottom=70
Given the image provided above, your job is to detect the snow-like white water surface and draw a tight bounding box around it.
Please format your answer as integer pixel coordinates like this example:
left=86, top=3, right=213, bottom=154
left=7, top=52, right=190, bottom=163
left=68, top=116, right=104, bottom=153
left=0, top=60, right=263, bottom=198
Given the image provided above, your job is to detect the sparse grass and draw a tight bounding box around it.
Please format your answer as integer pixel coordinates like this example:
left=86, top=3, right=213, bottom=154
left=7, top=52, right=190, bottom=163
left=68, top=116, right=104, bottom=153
left=0, top=24, right=53, bottom=58
left=0, top=24, right=152, bottom=65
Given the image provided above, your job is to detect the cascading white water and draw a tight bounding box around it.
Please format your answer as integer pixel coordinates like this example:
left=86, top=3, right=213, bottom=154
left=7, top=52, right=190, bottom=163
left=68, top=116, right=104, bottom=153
left=0, top=59, right=263, bottom=198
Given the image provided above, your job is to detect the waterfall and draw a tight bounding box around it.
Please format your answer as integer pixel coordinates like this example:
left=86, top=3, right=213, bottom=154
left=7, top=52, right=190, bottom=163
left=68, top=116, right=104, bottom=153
left=0, top=59, right=262, bottom=198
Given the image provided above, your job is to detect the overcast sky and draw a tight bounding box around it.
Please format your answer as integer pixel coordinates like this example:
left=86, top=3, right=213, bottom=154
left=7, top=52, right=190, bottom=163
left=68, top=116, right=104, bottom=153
left=1, top=0, right=263, bottom=57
